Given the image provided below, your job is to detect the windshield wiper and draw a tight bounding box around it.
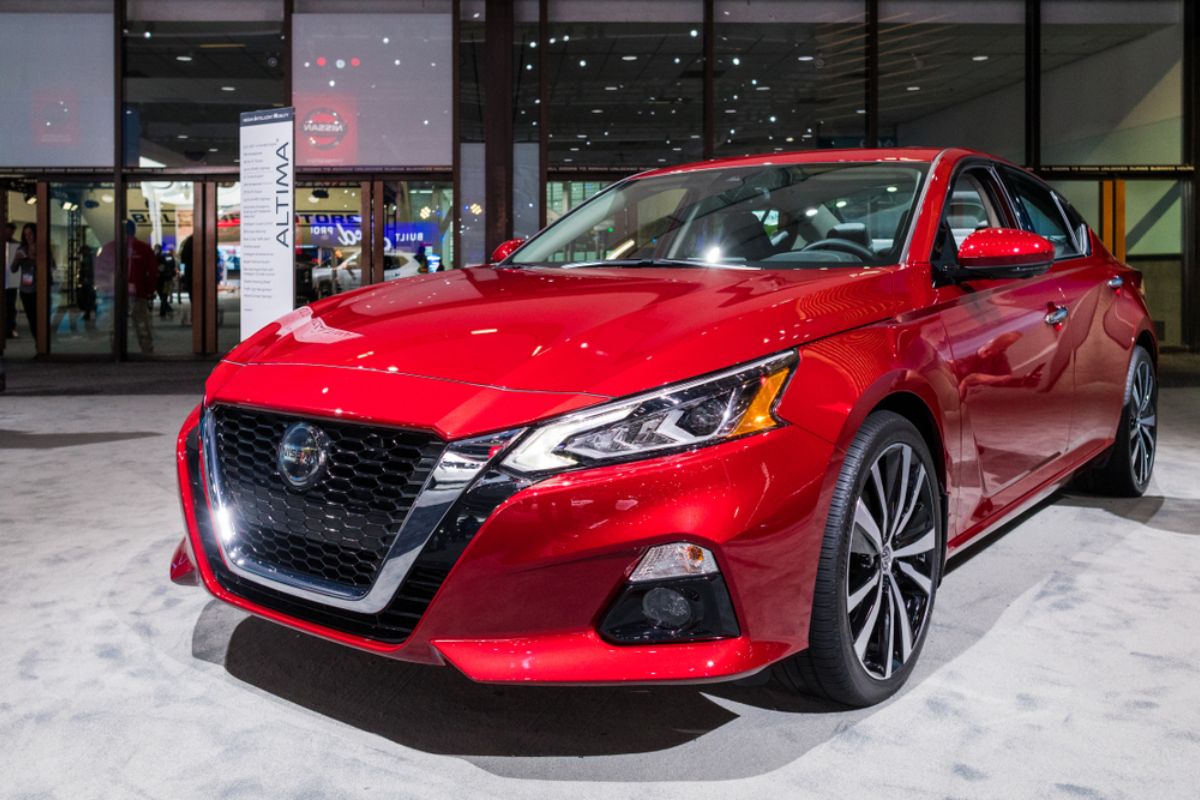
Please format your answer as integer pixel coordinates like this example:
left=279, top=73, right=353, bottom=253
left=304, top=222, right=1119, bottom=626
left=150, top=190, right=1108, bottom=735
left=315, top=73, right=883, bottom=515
left=556, top=258, right=756, bottom=270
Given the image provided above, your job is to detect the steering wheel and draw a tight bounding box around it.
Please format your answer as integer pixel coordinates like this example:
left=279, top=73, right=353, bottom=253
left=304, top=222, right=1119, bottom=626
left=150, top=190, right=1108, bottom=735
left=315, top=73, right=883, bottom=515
left=800, top=237, right=878, bottom=261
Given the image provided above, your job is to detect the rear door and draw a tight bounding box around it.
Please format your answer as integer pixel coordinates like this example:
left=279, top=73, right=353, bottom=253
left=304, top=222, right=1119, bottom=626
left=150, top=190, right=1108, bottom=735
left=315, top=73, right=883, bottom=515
left=933, top=165, right=1074, bottom=531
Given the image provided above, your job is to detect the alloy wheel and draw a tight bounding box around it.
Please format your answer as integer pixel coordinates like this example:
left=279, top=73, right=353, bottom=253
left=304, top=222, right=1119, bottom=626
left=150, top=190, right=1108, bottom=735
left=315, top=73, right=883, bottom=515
left=1129, top=359, right=1157, bottom=488
left=845, top=443, right=938, bottom=681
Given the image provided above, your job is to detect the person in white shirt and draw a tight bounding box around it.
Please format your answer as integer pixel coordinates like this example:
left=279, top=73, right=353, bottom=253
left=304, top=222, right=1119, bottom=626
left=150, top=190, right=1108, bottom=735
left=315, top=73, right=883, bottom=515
left=3, top=222, right=18, bottom=339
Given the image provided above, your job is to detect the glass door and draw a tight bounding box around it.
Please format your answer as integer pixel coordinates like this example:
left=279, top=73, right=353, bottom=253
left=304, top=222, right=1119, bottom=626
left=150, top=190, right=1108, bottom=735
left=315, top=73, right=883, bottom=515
left=378, top=179, right=454, bottom=279
left=295, top=182, right=368, bottom=304
left=125, top=180, right=196, bottom=356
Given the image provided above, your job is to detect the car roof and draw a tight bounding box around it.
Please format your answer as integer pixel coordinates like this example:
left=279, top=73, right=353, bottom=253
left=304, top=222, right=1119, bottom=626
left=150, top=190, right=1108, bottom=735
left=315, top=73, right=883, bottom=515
left=631, top=147, right=996, bottom=180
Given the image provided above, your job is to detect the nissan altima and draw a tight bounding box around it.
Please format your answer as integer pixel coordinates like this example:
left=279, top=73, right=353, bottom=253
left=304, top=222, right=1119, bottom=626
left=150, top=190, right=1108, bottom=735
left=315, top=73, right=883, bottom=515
left=172, top=148, right=1156, bottom=706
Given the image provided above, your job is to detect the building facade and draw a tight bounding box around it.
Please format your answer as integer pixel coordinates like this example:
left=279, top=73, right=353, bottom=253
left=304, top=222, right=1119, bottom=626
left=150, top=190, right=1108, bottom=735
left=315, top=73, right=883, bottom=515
left=0, top=0, right=1195, bottom=359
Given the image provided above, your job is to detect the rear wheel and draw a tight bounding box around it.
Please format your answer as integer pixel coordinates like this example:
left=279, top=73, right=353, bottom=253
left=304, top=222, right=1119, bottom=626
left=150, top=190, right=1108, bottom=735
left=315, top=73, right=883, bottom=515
left=1078, top=345, right=1156, bottom=497
left=778, top=411, right=943, bottom=707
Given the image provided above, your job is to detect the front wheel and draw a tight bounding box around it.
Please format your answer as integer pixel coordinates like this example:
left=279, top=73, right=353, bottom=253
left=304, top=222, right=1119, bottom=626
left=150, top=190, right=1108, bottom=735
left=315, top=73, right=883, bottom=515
left=778, top=411, right=943, bottom=707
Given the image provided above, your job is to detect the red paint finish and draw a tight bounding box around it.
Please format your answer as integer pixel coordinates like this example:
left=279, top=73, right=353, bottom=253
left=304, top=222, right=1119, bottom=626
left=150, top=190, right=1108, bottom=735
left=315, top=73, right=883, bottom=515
left=957, top=227, right=1055, bottom=270
left=174, top=148, right=1154, bottom=685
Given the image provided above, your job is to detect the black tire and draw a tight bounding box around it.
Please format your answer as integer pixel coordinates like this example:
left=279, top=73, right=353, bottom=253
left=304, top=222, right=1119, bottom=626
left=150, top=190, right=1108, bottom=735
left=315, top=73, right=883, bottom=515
left=1076, top=345, right=1157, bottom=498
left=778, top=411, right=943, bottom=707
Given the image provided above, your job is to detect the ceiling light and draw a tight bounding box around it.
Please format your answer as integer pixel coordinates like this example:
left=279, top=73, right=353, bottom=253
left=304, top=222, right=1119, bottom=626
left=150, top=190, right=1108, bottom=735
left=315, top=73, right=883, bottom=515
left=886, top=186, right=898, bottom=193
left=798, top=55, right=814, bottom=62
left=690, top=29, right=698, bottom=37
left=805, top=208, right=819, bottom=217
left=176, top=55, right=193, bottom=62
left=220, top=85, right=236, bottom=92
left=856, top=108, right=866, bottom=114
left=622, top=55, right=637, bottom=61
left=579, top=59, right=587, bottom=67
left=906, top=85, right=920, bottom=92
left=208, top=147, right=219, bottom=152
left=605, top=85, right=619, bottom=91
left=972, top=54, right=989, bottom=62
left=731, top=57, right=740, bottom=66
left=563, top=34, right=570, bottom=42
left=591, top=108, right=603, bottom=113
left=177, top=134, right=188, bottom=139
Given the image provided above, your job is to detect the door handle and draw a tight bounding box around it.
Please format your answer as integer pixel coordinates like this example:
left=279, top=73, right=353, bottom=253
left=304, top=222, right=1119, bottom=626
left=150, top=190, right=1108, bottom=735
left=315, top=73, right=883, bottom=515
left=1106, top=276, right=1124, bottom=290
left=1044, top=305, right=1069, bottom=326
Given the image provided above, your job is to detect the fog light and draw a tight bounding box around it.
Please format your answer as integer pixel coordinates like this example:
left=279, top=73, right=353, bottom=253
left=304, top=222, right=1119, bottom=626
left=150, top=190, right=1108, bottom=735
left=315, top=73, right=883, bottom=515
left=642, top=586, right=693, bottom=629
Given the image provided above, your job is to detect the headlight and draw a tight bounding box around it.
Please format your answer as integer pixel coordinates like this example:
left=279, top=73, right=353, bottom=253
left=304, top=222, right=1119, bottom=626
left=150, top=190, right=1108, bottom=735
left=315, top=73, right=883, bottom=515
left=502, top=351, right=796, bottom=474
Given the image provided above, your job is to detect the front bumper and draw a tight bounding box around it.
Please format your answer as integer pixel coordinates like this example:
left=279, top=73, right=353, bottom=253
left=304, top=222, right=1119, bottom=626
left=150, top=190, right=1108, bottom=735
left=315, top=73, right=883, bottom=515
left=174, top=403, right=837, bottom=684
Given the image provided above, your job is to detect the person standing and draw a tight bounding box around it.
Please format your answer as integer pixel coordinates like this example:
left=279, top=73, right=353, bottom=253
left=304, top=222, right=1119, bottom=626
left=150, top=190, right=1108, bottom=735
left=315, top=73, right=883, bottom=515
left=156, top=244, right=176, bottom=318
left=12, top=223, right=40, bottom=338
left=125, top=220, right=157, bottom=354
left=3, top=222, right=18, bottom=338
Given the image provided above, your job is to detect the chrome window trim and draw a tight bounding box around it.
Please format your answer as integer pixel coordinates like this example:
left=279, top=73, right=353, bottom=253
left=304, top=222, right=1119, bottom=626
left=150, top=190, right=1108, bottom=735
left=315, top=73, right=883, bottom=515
left=200, top=405, right=524, bottom=614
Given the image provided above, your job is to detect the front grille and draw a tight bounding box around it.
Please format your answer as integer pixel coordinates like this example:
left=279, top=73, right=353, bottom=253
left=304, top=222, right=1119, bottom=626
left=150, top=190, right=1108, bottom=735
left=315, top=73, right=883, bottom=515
left=211, top=405, right=444, bottom=591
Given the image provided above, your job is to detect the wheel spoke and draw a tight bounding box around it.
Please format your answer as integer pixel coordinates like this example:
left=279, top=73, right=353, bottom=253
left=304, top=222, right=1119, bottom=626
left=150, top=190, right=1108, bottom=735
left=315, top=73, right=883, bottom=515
left=889, top=578, right=914, bottom=664
left=893, top=465, right=925, bottom=541
left=847, top=570, right=881, bottom=612
left=892, top=527, right=936, bottom=559
left=883, top=588, right=896, bottom=679
left=854, top=576, right=885, bottom=660
left=1138, top=413, right=1156, bottom=428
left=869, top=461, right=889, bottom=539
left=855, top=497, right=884, bottom=554
left=891, top=446, right=912, bottom=541
left=896, top=560, right=933, bottom=595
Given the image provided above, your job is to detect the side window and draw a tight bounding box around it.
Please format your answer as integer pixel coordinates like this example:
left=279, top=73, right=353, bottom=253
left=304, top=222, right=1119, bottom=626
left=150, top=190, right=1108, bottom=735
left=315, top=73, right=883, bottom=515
left=1001, top=169, right=1082, bottom=259
left=931, top=168, right=1007, bottom=269
left=1057, top=195, right=1091, bottom=255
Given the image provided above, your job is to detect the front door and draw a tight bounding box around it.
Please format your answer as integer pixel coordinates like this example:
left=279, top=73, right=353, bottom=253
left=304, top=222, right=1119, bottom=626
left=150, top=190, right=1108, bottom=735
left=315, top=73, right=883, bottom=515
left=933, top=166, right=1075, bottom=530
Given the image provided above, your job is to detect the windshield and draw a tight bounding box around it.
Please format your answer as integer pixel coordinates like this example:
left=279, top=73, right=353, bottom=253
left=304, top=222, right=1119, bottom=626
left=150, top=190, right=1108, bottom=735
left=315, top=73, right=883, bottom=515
left=510, top=161, right=929, bottom=270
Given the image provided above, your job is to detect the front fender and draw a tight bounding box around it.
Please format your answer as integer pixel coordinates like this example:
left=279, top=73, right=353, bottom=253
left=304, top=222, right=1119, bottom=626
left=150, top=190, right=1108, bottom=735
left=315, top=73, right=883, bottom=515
left=779, top=317, right=961, bottom=531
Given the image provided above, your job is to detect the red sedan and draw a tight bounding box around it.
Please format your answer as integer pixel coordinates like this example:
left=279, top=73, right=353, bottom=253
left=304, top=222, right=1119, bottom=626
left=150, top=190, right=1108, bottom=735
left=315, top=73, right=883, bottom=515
left=172, top=148, right=1156, bottom=707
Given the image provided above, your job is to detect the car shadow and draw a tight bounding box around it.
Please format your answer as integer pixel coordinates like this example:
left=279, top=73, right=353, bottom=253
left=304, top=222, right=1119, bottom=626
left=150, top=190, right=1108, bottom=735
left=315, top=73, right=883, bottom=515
left=194, top=486, right=1140, bottom=781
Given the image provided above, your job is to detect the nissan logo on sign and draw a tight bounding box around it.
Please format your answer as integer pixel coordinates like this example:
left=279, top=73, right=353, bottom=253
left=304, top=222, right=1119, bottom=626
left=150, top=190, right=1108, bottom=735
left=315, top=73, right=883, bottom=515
left=301, top=107, right=347, bottom=150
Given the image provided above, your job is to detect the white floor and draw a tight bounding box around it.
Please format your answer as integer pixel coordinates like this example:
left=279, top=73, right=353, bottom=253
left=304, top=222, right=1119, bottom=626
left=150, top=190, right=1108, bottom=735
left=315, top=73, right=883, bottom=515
left=1, top=386, right=1198, bottom=799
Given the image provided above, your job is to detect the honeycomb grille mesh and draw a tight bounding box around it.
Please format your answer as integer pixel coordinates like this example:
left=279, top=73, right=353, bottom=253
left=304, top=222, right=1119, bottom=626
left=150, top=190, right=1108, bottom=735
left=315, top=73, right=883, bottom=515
left=211, top=405, right=443, bottom=591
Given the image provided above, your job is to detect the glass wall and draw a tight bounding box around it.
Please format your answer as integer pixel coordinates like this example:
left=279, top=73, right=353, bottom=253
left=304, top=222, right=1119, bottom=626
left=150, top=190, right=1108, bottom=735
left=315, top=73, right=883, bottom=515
left=124, top=1, right=286, bottom=168
left=217, top=181, right=242, bottom=351
left=513, top=4, right=542, bottom=238
left=546, top=1, right=704, bottom=167
left=4, top=187, right=37, bottom=357
left=295, top=183, right=364, bottom=303
left=47, top=183, right=116, bottom=354
left=0, top=2, right=114, bottom=169
left=125, top=182, right=193, bottom=355
left=293, top=1, right=453, bottom=168
left=1041, top=0, right=1183, bottom=165
left=380, top=181, right=454, bottom=278
left=879, top=0, right=1024, bottom=161
left=715, top=0, right=865, bottom=154
left=459, top=2, right=487, bottom=265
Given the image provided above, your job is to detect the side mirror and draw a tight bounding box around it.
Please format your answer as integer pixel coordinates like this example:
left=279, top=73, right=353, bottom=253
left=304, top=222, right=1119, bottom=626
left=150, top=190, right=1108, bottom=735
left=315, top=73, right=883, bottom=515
left=489, top=238, right=525, bottom=264
left=957, top=228, right=1055, bottom=278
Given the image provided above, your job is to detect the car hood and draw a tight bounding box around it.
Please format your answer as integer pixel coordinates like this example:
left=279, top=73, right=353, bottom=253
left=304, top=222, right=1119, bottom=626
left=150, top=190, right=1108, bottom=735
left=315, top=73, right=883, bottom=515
left=225, top=265, right=910, bottom=398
